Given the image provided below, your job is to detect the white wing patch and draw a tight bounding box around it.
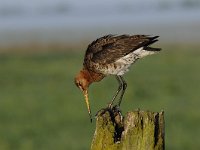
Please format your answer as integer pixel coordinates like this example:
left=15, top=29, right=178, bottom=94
left=99, top=47, right=156, bottom=75
left=133, top=47, right=156, bottom=58
left=114, top=47, right=156, bottom=75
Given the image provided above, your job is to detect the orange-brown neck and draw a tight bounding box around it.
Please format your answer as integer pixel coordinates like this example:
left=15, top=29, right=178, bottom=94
left=75, top=68, right=105, bottom=90
left=87, top=69, right=105, bottom=82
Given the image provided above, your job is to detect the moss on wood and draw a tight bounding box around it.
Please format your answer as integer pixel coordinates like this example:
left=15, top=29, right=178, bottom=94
left=91, top=108, right=164, bottom=150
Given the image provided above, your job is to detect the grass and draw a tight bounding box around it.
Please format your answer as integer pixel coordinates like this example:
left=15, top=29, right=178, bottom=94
left=0, top=44, right=200, bottom=149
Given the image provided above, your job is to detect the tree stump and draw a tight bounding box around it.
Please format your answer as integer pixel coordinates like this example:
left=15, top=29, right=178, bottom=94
left=91, top=108, right=164, bottom=150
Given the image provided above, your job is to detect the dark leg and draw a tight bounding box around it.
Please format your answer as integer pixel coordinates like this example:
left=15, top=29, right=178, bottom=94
left=118, top=76, right=127, bottom=106
left=96, top=76, right=125, bottom=119
left=108, top=75, right=122, bottom=108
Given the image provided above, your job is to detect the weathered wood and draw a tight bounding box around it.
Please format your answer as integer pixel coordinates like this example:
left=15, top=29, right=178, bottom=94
left=91, top=108, right=164, bottom=150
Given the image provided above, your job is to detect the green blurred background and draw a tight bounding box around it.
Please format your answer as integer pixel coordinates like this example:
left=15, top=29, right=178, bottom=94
left=0, top=0, right=200, bottom=149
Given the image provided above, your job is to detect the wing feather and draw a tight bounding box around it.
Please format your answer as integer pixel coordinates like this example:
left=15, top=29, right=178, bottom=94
left=84, top=34, right=159, bottom=66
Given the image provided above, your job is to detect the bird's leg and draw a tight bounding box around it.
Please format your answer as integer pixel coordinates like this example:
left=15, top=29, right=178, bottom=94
left=95, top=76, right=122, bottom=117
left=96, top=76, right=124, bottom=121
left=108, top=75, right=122, bottom=108
left=117, top=76, right=127, bottom=107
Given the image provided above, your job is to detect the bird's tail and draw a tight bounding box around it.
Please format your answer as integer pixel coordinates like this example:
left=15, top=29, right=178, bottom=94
left=144, top=36, right=161, bottom=52
left=145, top=47, right=161, bottom=52
left=133, top=36, right=161, bottom=58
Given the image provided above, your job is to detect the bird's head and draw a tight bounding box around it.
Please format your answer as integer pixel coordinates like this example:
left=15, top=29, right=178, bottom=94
left=75, top=71, right=90, bottom=92
left=74, top=69, right=93, bottom=122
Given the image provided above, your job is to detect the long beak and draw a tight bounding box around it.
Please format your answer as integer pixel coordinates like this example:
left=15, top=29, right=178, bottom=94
left=83, top=89, right=92, bottom=122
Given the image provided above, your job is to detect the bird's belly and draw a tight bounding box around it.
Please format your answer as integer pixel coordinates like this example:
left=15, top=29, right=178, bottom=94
left=98, top=53, right=137, bottom=75
left=109, top=63, right=132, bottom=75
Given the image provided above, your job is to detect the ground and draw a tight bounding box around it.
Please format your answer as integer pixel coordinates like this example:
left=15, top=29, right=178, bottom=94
left=0, top=44, right=200, bottom=149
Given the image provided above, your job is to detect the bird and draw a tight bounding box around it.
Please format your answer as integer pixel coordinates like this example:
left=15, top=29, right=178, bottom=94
left=74, top=34, right=161, bottom=122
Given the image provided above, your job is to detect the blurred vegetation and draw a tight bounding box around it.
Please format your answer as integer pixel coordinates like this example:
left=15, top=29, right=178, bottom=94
left=0, top=44, right=200, bottom=150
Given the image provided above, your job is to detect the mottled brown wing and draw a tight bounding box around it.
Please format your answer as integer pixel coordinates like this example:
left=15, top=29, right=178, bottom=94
left=85, top=34, right=158, bottom=65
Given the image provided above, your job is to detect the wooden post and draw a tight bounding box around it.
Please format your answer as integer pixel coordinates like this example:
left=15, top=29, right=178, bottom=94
left=91, top=108, right=164, bottom=150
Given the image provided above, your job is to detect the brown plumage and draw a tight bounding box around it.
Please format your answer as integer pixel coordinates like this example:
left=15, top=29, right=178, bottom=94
left=75, top=34, right=161, bottom=122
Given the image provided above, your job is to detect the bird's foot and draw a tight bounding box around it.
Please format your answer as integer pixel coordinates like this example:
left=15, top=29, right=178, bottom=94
left=112, top=104, right=120, bottom=111
left=95, top=102, right=115, bottom=117
left=95, top=105, right=123, bottom=124
left=107, top=101, right=115, bottom=109
left=95, top=106, right=112, bottom=117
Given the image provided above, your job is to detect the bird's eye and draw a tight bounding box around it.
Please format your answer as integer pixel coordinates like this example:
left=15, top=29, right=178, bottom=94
left=78, top=82, right=81, bottom=86
left=75, top=81, right=81, bottom=87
